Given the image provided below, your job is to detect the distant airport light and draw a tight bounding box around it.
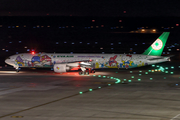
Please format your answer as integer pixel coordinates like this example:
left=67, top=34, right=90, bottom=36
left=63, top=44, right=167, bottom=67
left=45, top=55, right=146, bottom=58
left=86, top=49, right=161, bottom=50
left=119, top=20, right=122, bottom=22
left=111, top=48, right=114, bottom=50
left=79, top=42, right=82, bottom=43
left=6, top=50, right=8, bottom=52
left=19, top=41, right=21, bottom=43
left=92, top=20, right=95, bottom=22
left=16, top=52, right=18, bottom=54
left=102, top=52, right=104, bottom=54
left=123, top=11, right=126, bottom=13
left=177, top=49, right=179, bottom=51
left=27, top=49, right=30, bottom=51
left=91, top=26, right=93, bottom=28
left=0, top=25, right=2, bottom=27
left=96, top=26, right=99, bottom=28
left=139, top=71, right=142, bottom=72
left=118, top=42, right=121, bottom=44
left=176, top=24, right=179, bottom=26
left=87, top=43, right=90, bottom=45
left=2, top=49, right=5, bottom=50
left=100, top=47, right=103, bottom=49
left=71, top=26, right=74, bottom=28
left=47, top=26, right=50, bottom=27
left=41, top=26, right=44, bottom=28
left=24, top=25, right=26, bottom=27
left=130, top=71, right=133, bottom=73
left=152, top=65, right=155, bottom=67
left=141, top=29, right=145, bottom=32
left=121, top=26, right=123, bottom=28
left=139, top=74, right=142, bottom=76
left=95, top=42, right=98, bottom=44
left=16, top=26, right=19, bottom=28
left=64, top=41, right=67, bottom=43
left=101, top=25, right=104, bottom=27
left=145, top=72, right=148, bottom=74
left=152, top=29, right=156, bottom=32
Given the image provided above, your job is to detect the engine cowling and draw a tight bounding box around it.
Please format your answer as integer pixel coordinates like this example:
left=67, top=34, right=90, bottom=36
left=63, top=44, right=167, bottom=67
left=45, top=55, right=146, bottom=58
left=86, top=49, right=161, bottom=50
left=54, top=64, right=69, bottom=73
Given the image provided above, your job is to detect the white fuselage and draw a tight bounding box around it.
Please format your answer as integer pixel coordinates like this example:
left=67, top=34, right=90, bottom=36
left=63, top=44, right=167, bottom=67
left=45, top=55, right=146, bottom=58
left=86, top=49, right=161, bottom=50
left=5, top=53, right=169, bottom=69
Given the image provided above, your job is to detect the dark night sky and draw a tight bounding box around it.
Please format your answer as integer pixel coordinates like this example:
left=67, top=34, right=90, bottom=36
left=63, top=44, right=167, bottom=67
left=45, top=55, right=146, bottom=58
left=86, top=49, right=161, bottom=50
left=0, top=0, right=180, bottom=16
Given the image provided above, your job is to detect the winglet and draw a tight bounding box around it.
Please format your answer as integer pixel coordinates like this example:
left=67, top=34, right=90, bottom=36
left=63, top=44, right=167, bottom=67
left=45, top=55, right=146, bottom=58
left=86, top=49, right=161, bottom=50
left=142, top=32, right=170, bottom=56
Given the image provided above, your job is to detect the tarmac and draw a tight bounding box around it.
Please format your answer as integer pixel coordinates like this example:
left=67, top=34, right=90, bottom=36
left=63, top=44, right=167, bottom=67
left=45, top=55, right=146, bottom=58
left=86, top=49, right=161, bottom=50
left=0, top=61, right=180, bottom=120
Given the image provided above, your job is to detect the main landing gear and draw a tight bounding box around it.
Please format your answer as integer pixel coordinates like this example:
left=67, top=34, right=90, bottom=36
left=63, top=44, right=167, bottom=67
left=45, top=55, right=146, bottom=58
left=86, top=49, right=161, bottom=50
left=79, top=67, right=95, bottom=75
left=15, top=67, right=20, bottom=73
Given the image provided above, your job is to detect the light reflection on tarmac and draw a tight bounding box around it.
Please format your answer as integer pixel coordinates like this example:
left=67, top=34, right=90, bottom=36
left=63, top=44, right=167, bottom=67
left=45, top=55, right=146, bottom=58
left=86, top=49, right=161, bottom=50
left=0, top=63, right=180, bottom=120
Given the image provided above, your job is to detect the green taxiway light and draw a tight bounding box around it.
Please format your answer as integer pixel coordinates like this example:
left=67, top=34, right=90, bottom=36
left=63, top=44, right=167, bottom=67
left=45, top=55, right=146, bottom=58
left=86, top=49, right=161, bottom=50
left=130, top=71, right=133, bottom=73
left=79, top=92, right=83, bottom=94
left=131, top=76, right=134, bottom=78
left=89, top=89, right=93, bottom=91
left=139, top=71, right=142, bottom=72
left=103, top=76, right=106, bottom=78
left=138, top=79, right=141, bottom=81
left=107, top=76, right=110, bottom=78
left=128, top=80, right=132, bottom=82
left=115, top=79, right=121, bottom=84
left=171, top=66, right=174, bottom=69
left=152, top=70, right=154, bottom=72
left=152, top=65, right=155, bottom=67
left=150, top=78, right=153, bottom=80
left=110, top=77, right=114, bottom=79
left=108, top=84, right=111, bottom=86
left=98, top=75, right=101, bottom=77
left=116, top=72, right=118, bottom=73
left=145, top=72, right=148, bottom=74
left=124, top=79, right=126, bottom=81
left=165, top=71, right=168, bottom=73
left=165, top=67, right=168, bottom=69
left=179, top=66, right=180, bottom=68
left=148, top=70, right=151, bottom=72
left=139, top=74, right=142, bottom=76
left=93, top=75, right=96, bottom=76
left=164, top=77, right=166, bottom=79
left=159, top=67, right=165, bottom=72
left=170, top=72, right=174, bottom=74
left=156, top=65, right=160, bottom=67
left=98, top=87, right=101, bottom=89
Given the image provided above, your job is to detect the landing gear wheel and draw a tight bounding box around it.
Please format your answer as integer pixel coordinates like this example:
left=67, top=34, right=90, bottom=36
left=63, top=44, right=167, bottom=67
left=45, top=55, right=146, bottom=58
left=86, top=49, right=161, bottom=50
left=16, top=69, right=19, bottom=73
left=79, top=71, right=84, bottom=75
left=85, top=71, right=89, bottom=75
left=91, top=70, right=95, bottom=73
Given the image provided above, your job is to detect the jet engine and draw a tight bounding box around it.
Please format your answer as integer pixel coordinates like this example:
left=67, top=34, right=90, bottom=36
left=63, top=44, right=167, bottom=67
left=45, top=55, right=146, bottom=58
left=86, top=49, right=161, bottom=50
left=53, top=64, right=69, bottom=73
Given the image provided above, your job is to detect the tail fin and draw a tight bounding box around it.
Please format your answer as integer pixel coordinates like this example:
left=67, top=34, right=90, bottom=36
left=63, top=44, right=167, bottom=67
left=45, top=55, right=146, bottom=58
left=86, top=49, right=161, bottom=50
left=142, top=32, right=170, bottom=56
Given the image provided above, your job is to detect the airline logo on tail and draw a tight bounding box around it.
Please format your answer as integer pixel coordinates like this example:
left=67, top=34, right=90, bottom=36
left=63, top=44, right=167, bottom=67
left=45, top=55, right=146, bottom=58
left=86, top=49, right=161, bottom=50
left=151, top=39, right=163, bottom=50
left=143, top=32, right=170, bottom=56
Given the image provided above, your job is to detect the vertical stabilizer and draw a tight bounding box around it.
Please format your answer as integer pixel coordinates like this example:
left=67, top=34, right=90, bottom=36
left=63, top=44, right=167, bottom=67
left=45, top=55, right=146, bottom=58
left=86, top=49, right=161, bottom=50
left=142, top=32, right=170, bottom=56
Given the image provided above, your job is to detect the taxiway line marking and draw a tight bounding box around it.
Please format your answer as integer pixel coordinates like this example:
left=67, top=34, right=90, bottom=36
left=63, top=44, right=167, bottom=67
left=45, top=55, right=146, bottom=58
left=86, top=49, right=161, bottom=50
left=0, top=81, right=111, bottom=118
left=170, top=113, right=180, bottom=120
left=0, top=93, right=80, bottom=119
left=0, top=87, right=21, bottom=92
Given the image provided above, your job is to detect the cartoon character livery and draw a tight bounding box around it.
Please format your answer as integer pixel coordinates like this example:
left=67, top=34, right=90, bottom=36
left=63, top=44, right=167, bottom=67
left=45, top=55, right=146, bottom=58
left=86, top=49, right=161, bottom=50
left=5, top=32, right=171, bottom=75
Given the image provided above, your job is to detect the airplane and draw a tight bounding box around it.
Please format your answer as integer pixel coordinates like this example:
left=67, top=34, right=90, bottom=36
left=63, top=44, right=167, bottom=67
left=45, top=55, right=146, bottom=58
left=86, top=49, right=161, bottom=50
left=5, top=32, right=171, bottom=75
